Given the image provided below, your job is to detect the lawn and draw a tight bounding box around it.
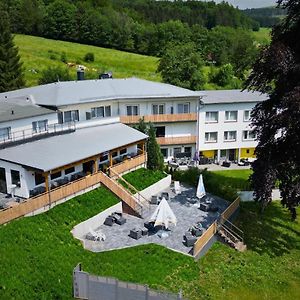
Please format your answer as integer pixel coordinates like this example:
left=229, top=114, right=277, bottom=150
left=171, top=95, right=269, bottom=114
left=121, top=168, right=167, bottom=191
left=252, top=27, right=272, bottom=45
left=14, top=34, right=161, bottom=87
left=0, top=183, right=299, bottom=299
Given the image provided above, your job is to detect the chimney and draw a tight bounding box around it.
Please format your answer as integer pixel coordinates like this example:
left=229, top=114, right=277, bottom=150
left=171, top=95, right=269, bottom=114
left=77, top=67, right=85, bottom=81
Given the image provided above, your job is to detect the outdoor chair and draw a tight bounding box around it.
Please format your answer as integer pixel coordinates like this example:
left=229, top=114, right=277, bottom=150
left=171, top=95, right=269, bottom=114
left=144, top=221, right=156, bottom=233
left=191, top=226, right=203, bottom=237
left=183, top=232, right=197, bottom=247
left=208, top=205, right=219, bottom=213
left=150, top=195, right=159, bottom=205
left=113, top=213, right=126, bottom=225
left=129, top=228, right=142, bottom=240
left=104, top=215, right=114, bottom=226
left=222, top=161, right=231, bottom=168
left=199, top=203, right=209, bottom=212
left=86, top=227, right=106, bottom=242
left=161, top=192, right=169, bottom=201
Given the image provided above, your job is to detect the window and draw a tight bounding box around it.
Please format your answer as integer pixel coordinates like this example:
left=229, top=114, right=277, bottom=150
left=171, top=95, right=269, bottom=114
left=91, top=105, right=111, bottom=118
left=65, top=167, right=75, bottom=175
left=173, top=147, right=181, bottom=155
left=243, top=130, right=257, bottom=140
left=225, top=111, right=238, bottom=122
left=178, top=103, right=190, bottom=114
left=244, top=110, right=251, bottom=121
left=32, top=120, right=48, bottom=133
left=155, top=126, right=165, bottom=137
left=11, top=170, right=20, bottom=187
left=50, top=171, right=61, bottom=180
left=35, top=173, right=45, bottom=185
left=120, top=148, right=127, bottom=155
left=0, top=127, right=11, bottom=140
left=224, top=131, right=237, bottom=142
left=205, top=132, right=218, bottom=143
left=161, top=148, right=168, bottom=158
left=126, top=105, right=139, bottom=116
left=152, top=104, right=165, bottom=115
left=100, top=154, right=108, bottom=162
left=205, top=112, right=218, bottom=123
left=112, top=151, right=118, bottom=158
left=64, top=110, right=79, bottom=122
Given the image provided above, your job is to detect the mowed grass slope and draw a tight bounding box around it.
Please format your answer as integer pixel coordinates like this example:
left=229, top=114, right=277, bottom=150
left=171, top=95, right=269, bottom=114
left=0, top=182, right=300, bottom=299
left=14, top=34, right=160, bottom=87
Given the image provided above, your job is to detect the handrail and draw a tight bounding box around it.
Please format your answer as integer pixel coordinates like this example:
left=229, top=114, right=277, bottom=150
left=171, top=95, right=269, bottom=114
left=219, top=222, right=243, bottom=243
left=219, top=216, right=244, bottom=237
left=0, top=121, right=76, bottom=146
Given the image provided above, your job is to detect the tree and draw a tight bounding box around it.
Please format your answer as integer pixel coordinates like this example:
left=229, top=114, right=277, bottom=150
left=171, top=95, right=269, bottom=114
left=147, top=125, right=164, bottom=171
left=134, top=119, right=164, bottom=171
left=245, top=0, right=300, bottom=219
left=38, top=66, right=71, bottom=85
left=157, top=43, right=206, bottom=90
left=0, top=11, right=25, bottom=92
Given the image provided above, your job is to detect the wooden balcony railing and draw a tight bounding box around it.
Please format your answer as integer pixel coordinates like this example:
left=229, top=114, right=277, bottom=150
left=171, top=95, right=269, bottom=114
left=0, top=154, right=148, bottom=225
left=120, top=113, right=197, bottom=124
left=156, top=135, right=197, bottom=145
left=110, top=153, right=147, bottom=175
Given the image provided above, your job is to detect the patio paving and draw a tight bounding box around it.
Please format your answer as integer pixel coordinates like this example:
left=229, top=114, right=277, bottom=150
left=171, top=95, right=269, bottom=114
left=82, top=184, right=229, bottom=256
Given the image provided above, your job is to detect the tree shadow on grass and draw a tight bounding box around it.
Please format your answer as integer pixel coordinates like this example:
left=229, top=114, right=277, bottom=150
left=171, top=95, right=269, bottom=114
left=235, top=202, right=300, bottom=257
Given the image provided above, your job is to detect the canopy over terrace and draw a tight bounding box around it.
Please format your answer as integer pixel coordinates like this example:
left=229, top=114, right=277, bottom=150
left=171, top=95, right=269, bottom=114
left=0, top=122, right=147, bottom=196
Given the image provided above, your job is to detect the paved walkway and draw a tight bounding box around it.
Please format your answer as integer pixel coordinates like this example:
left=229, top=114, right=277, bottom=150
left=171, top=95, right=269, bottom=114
left=177, top=163, right=251, bottom=172
left=82, top=184, right=229, bottom=256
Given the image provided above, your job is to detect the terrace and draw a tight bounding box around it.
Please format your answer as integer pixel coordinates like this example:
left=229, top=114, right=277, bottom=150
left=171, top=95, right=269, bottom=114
left=79, top=184, right=229, bottom=256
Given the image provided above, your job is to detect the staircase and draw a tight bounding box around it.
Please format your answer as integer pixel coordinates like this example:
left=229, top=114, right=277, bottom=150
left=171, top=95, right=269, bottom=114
left=99, top=171, right=150, bottom=218
left=217, top=218, right=247, bottom=252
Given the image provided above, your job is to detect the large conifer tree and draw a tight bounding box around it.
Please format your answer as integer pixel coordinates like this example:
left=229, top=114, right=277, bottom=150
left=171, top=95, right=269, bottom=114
left=246, top=0, right=300, bottom=219
left=0, top=11, right=25, bottom=92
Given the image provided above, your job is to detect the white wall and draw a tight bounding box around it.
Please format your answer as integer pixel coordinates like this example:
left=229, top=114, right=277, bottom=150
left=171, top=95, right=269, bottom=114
left=198, top=102, right=258, bottom=152
left=0, top=160, right=31, bottom=198
left=165, top=122, right=196, bottom=138
left=0, top=112, right=58, bottom=140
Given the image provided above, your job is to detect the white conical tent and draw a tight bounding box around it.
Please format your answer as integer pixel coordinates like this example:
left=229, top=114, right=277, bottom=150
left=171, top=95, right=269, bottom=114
left=149, top=198, right=177, bottom=229
left=196, top=174, right=206, bottom=199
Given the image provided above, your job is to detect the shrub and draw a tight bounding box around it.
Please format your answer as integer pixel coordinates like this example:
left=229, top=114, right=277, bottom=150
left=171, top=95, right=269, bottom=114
left=84, top=52, right=94, bottom=62
left=49, top=54, right=57, bottom=60
left=60, top=51, right=67, bottom=63
left=38, top=66, right=71, bottom=85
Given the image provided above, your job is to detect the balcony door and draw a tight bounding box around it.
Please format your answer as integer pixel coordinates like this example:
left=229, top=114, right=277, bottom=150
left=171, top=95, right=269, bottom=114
left=0, top=167, right=7, bottom=193
left=155, top=126, right=165, bottom=137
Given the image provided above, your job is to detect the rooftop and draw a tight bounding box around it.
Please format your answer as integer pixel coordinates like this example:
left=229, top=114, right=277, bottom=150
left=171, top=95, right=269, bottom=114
left=0, top=78, right=202, bottom=107
left=200, top=89, right=268, bottom=104
left=0, top=122, right=147, bottom=172
left=0, top=96, right=55, bottom=123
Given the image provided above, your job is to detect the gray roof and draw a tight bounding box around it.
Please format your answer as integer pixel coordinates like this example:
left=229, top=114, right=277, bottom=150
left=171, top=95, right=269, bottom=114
left=0, top=78, right=201, bottom=107
left=199, top=90, right=268, bottom=104
left=0, top=123, right=147, bottom=172
left=0, top=97, right=55, bottom=123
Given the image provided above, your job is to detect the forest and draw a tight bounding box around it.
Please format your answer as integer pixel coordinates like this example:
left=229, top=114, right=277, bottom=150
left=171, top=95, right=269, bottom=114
left=0, top=0, right=274, bottom=89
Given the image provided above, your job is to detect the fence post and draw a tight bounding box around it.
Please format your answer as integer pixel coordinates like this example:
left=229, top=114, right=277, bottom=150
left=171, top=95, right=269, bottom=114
left=145, top=285, right=149, bottom=300
left=115, top=279, right=119, bottom=300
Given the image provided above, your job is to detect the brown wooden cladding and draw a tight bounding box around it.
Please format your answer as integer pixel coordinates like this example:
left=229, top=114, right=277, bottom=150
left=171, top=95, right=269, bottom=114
left=156, top=135, right=197, bottom=145
left=120, top=113, right=197, bottom=124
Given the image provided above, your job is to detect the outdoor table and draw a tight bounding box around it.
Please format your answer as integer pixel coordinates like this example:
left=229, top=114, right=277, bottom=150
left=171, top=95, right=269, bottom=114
left=129, top=228, right=142, bottom=240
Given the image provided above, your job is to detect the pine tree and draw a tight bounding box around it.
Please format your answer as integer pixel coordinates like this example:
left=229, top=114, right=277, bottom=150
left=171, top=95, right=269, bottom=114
left=147, top=125, right=164, bottom=171
left=0, top=11, right=25, bottom=92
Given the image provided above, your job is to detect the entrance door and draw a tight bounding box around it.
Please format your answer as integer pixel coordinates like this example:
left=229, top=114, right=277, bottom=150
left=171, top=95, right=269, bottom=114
left=229, top=149, right=236, bottom=162
left=0, top=167, right=7, bottom=193
left=82, top=161, right=94, bottom=174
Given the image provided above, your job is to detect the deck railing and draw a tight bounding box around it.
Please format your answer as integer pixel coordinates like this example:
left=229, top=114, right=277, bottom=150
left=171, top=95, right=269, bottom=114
left=0, top=155, right=147, bottom=225
left=120, top=113, right=197, bottom=124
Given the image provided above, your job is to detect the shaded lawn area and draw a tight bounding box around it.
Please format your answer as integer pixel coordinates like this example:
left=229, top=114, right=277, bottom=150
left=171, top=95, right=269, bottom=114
left=0, top=186, right=299, bottom=299
left=121, top=168, right=167, bottom=191
left=211, top=169, right=253, bottom=182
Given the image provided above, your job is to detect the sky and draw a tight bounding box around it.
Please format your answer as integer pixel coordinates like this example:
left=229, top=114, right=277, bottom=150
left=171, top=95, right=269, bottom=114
left=206, top=0, right=278, bottom=9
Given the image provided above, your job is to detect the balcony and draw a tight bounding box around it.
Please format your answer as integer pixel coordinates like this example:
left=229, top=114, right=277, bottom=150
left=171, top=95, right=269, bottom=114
left=156, top=136, right=197, bottom=145
left=120, top=113, right=197, bottom=124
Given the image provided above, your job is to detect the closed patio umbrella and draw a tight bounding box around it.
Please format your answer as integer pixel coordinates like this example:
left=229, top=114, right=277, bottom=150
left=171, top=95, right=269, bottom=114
left=149, top=198, right=177, bottom=229
left=196, top=174, right=206, bottom=199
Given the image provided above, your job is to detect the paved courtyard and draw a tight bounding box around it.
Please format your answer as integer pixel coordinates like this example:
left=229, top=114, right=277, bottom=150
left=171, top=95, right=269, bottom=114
left=82, top=184, right=229, bottom=256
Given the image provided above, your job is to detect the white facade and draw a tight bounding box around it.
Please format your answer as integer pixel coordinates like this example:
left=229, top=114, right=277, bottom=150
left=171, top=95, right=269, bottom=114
left=198, top=102, right=258, bottom=161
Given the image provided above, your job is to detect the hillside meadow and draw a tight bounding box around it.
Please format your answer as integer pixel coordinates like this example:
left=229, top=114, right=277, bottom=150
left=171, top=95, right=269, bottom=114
left=14, top=34, right=161, bottom=87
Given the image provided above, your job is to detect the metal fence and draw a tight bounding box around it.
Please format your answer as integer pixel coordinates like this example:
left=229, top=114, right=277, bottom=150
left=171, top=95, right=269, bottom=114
left=73, top=264, right=187, bottom=300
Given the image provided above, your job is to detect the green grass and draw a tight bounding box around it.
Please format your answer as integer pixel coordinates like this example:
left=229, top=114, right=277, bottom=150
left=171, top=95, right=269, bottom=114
left=253, top=27, right=272, bottom=45
left=211, top=169, right=253, bottom=182
left=14, top=34, right=160, bottom=87
left=0, top=186, right=299, bottom=299
left=121, top=167, right=167, bottom=191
